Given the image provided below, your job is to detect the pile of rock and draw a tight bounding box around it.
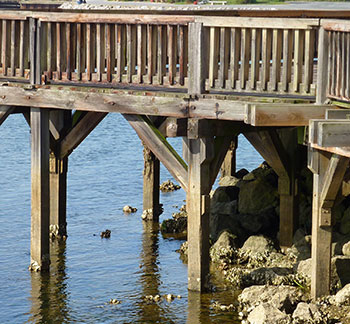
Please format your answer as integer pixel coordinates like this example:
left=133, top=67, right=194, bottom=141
left=160, top=180, right=181, bottom=192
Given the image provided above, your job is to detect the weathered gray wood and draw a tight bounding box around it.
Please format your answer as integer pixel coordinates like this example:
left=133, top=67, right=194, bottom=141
left=310, top=150, right=332, bottom=299
left=187, top=132, right=214, bottom=291
left=326, top=108, right=350, bottom=119
left=29, top=107, right=50, bottom=271
left=188, top=22, right=208, bottom=95
left=124, top=114, right=188, bottom=191
left=142, top=145, right=161, bottom=221
left=310, top=120, right=350, bottom=147
left=316, top=27, right=329, bottom=104
left=0, top=105, right=14, bottom=125
left=29, top=18, right=36, bottom=84
left=220, top=137, right=237, bottom=178
left=60, top=111, right=107, bottom=158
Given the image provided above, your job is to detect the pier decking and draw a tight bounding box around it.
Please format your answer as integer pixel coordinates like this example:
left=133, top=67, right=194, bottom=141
left=2, top=1, right=350, bottom=299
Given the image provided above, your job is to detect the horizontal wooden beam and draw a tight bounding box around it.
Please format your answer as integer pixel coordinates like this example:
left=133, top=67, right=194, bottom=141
left=310, top=143, right=350, bottom=158
left=124, top=114, right=188, bottom=191
left=245, top=104, right=329, bottom=126
left=197, top=17, right=320, bottom=29
left=326, top=109, right=350, bottom=120
left=309, top=119, right=350, bottom=147
left=60, top=112, right=107, bottom=158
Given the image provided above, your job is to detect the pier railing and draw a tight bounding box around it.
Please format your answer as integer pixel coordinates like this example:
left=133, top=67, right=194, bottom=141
left=3, top=10, right=350, bottom=102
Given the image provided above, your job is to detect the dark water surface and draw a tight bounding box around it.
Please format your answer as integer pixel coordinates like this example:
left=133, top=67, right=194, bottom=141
left=0, top=113, right=262, bottom=323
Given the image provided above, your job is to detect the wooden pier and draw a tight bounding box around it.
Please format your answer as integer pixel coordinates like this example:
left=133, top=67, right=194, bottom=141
left=2, top=1, right=350, bottom=298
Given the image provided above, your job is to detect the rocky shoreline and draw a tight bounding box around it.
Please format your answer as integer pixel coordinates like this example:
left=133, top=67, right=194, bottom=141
left=162, top=162, right=350, bottom=323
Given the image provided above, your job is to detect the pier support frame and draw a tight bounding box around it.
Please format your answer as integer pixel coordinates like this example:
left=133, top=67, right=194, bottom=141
left=220, top=136, right=237, bottom=178
left=30, top=107, right=50, bottom=271
left=244, top=128, right=299, bottom=249
left=187, top=122, right=214, bottom=291
left=309, top=148, right=349, bottom=299
left=143, top=145, right=161, bottom=221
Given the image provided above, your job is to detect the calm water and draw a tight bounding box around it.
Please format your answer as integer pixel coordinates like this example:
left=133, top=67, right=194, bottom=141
left=0, top=113, right=262, bottom=324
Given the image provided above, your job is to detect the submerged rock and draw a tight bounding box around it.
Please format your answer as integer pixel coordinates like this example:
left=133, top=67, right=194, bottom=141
left=123, top=205, right=137, bottom=213
left=160, top=180, right=181, bottom=192
left=109, top=298, right=121, bottom=305
left=161, top=217, right=187, bottom=237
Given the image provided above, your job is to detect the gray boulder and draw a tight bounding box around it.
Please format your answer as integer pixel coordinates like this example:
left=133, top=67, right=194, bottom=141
left=292, top=302, right=323, bottom=324
left=247, top=303, right=291, bottom=324
left=343, top=241, right=350, bottom=256
left=333, top=283, right=350, bottom=306
left=239, top=285, right=302, bottom=314
left=241, top=235, right=276, bottom=254
left=238, top=177, right=278, bottom=215
left=210, top=230, right=236, bottom=265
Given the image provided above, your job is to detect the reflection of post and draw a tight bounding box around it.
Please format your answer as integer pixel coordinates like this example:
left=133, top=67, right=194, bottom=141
left=187, top=291, right=204, bottom=324
left=137, top=221, right=164, bottom=322
left=28, top=240, right=69, bottom=323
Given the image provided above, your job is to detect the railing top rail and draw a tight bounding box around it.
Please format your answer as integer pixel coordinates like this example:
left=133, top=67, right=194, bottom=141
left=321, top=19, right=350, bottom=32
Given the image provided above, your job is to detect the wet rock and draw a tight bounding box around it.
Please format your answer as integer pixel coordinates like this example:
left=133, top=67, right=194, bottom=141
left=292, top=302, right=323, bottom=323
left=238, top=176, right=279, bottom=215
left=210, top=230, right=237, bottom=266
left=100, top=229, right=111, bottom=238
left=247, top=303, right=290, bottom=324
left=123, top=205, right=137, bottom=213
left=144, top=295, right=161, bottom=303
left=241, top=235, right=276, bottom=254
left=109, top=298, right=121, bottom=304
left=160, top=180, right=180, bottom=192
left=141, top=208, right=153, bottom=220
left=333, top=283, right=350, bottom=306
left=165, top=294, right=175, bottom=302
left=210, top=301, right=235, bottom=312
left=160, top=216, right=187, bottom=237
left=342, top=241, right=350, bottom=256
left=239, top=285, right=302, bottom=314
left=241, top=267, right=293, bottom=287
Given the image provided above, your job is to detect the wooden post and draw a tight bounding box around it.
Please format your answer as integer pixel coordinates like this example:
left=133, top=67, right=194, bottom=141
left=316, top=27, right=330, bottom=104
left=30, top=107, right=50, bottom=271
left=188, top=22, right=208, bottom=95
left=49, top=110, right=70, bottom=239
left=187, top=119, right=214, bottom=291
left=142, top=145, right=161, bottom=221
left=220, top=136, right=237, bottom=178
left=309, top=148, right=349, bottom=299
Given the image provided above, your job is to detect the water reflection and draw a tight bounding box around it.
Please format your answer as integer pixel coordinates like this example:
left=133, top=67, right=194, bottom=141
left=137, top=221, right=166, bottom=323
left=187, top=292, right=206, bottom=324
left=27, top=240, right=70, bottom=323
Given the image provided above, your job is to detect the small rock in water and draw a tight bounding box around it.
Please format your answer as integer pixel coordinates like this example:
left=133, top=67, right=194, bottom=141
left=160, top=180, right=181, bottom=192
left=109, top=298, right=121, bottom=304
left=100, top=229, right=111, bottom=238
left=141, top=208, right=152, bottom=220
left=144, top=294, right=161, bottom=303
left=165, top=294, right=175, bottom=302
left=123, top=205, right=137, bottom=213
left=210, top=301, right=235, bottom=312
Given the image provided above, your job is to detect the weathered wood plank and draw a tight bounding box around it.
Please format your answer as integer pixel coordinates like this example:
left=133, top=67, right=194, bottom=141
left=326, top=108, right=350, bottom=119
left=2, top=20, right=8, bottom=76
left=230, top=27, right=241, bottom=89
left=19, top=20, right=25, bottom=77
left=29, top=108, right=50, bottom=271
left=250, top=28, right=261, bottom=90
left=56, top=22, right=62, bottom=80
left=316, top=27, right=330, bottom=104
left=311, top=120, right=350, bottom=147
left=270, top=29, right=282, bottom=91
left=147, top=24, right=156, bottom=84
left=240, top=28, right=251, bottom=90
left=124, top=114, right=188, bottom=191
left=209, top=27, right=219, bottom=88
left=282, top=29, right=293, bottom=92
left=293, top=29, right=305, bottom=93
left=179, top=25, right=187, bottom=86
left=127, top=24, right=136, bottom=83
left=246, top=104, right=328, bottom=126
left=10, top=20, right=15, bottom=76
left=218, top=27, right=229, bottom=89
left=261, top=28, right=272, bottom=91
left=304, top=29, right=315, bottom=93
left=168, top=25, right=176, bottom=85
left=157, top=25, right=166, bottom=85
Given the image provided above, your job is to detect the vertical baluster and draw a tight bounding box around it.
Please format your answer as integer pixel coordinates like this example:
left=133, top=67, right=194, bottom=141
left=293, top=29, right=304, bottom=93
left=96, top=23, right=102, bottom=81
left=168, top=25, right=177, bottom=85
left=240, top=28, right=251, bottom=90
left=271, top=29, right=282, bottom=91
left=56, top=22, right=61, bottom=80
left=76, top=23, right=82, bottom=81
left=250, top=28, right=261, bottom=90
left=2, top=20, right=8, bottom=76
left=230, top=27, right=241, bottom=89
left=329, top=32, right=336, bottom=97
left=86, top=23, right=92, bottom=81
left=304, top=29, right=315, bottom=93
left=116, top=24, right=123, bottom=82
left=209, top=27, right=219, bottom=88
left=341, top=32, right=346, bottom=99
left=137, top=24, right=146, bottom=84
left=46, top=22, right=52, bottom=79
left=10, top=20, right=15, bottom=76
left=66, top=23, right=71, bottom=80
left=127, top=24, right=136, bottom=83
left=179, top=25, right=187, bottom=86
left=19, top=20, right=25, bottom=77
left=157, top=25, right=166, bottom=85
left=282, top=29, right=293, bottom=92
left=218, top=27, right=230, bottom=89
left=106, top=23, right=112, bottom=82
left=261, top=28, right=272, bottom=91
left=336, top=31, right=342, bottom=98
left=346, top=33, right=350, bottom=99
left=147, top=25, right=154, bottom=84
